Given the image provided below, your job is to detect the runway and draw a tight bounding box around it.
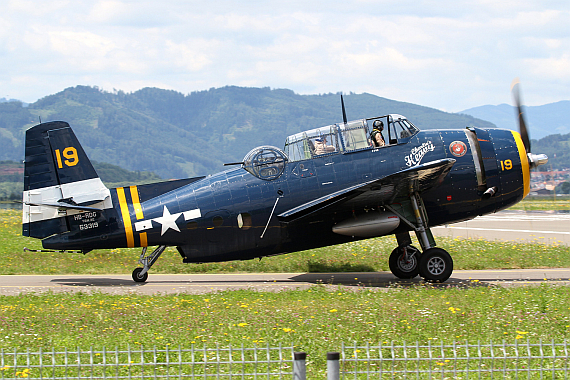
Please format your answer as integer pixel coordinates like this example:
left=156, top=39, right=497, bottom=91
left=432, top=210, right=570, bottom=245
left=1, top=269, right=569, bottom=295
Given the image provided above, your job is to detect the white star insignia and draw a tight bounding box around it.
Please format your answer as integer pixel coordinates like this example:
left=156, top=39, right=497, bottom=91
left=153, top=206, right=182, bottom=235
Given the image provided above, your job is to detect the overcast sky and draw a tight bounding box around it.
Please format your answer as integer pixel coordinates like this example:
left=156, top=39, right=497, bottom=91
left=1, top=0, right=569, bottom=112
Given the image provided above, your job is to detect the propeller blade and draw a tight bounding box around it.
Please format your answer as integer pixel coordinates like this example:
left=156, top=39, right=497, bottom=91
left=340, top=94, right=348, bottom=124
left=511, top=78, right=531, bottom=153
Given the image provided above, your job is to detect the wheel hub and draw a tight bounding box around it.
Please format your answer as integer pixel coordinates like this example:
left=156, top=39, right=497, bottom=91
left=398, top=255, right=417, bottom=272
left=426, top=257, right=445, bottom=275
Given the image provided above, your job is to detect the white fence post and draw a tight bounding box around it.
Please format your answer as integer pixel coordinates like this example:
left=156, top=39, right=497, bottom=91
left=327, top=352, right=340, bottom=380
left=293, top=352, right=306, bottom=380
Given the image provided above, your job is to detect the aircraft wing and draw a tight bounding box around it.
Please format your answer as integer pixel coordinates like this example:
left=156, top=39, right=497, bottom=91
left=278, top=158, right=455, bottom=223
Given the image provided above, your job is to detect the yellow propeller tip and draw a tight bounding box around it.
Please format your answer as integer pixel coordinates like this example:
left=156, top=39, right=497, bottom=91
left=510, top=77, right=520, bottom=91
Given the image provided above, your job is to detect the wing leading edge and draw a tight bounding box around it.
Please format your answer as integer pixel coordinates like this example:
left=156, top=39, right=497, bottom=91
left=278, top=158, right=455, bottom=223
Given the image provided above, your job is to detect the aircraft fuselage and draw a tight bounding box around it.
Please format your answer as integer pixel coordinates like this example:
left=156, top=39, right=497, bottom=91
left=41, top=126, right=528, bottom=265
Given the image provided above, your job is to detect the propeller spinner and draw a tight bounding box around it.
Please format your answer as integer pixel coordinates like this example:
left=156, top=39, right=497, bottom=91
left=510, top=78, right=548, bottom=169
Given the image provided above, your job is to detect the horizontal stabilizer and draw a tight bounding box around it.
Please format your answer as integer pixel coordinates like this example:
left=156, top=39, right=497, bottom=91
left=24, top=201, right=102, bottom=212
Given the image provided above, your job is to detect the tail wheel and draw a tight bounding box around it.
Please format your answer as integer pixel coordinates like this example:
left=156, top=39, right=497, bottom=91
left=419, top=248, right=453, bottom=283
left=389, top=245, right=421, bottom=279
left=132, top=268, right=148, bottom=283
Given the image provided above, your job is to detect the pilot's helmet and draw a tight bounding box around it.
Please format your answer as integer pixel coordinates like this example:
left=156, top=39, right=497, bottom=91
left=373, top=120, right=384, bottom=130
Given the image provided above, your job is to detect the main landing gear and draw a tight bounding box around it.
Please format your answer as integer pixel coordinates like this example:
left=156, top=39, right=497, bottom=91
left=132, top=245, right=167, bottom=283
left=389, top=245, right=421, bottom=279
left=386, top=192, right=453, bottom=283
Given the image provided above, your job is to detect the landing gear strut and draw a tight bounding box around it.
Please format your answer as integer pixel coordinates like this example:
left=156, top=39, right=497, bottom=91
left=386, top=192, right=453, bottom=283
left=132, top=245, right=167, bottom=283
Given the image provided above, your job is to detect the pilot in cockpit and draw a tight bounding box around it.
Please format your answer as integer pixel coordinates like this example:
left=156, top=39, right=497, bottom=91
left=314, top=136, right=336, bottom=155
left=370, top=120, right=386, bottom=147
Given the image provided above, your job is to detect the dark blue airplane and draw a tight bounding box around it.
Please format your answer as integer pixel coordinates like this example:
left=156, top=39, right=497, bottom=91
left=21, top=84, right=547, bottom=283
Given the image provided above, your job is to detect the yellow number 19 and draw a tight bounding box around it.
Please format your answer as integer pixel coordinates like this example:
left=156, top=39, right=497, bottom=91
left=500, top=159, right=512, bottom=171
left=55, top=147, right=79, bottom=168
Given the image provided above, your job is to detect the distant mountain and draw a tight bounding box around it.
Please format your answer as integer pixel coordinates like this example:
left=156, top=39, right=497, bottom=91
left=0, top=98, right=27, bottom=107
left=0, top=86, right=495, bottom=179
left=459, top=101, right=570, bottom=140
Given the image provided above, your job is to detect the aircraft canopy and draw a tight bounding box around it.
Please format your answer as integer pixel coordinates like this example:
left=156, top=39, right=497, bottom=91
left=284, top=115, right=419, bottom=162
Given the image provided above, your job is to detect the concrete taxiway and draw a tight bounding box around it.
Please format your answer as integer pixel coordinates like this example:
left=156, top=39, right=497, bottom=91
left=0, top=269, right=569, bottom=295
left=432, top=210, right=570, bottom=245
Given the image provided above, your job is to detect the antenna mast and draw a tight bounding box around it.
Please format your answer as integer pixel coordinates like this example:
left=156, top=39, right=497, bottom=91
left=340, top=94, right=348, bottom=124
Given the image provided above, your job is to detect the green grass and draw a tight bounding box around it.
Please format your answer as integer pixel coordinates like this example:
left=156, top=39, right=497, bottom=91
left=0, top=285, right=569, bottom=377
left=1, top=209, right=569, bottom=275
left=509, top=196, right=570, bottom=211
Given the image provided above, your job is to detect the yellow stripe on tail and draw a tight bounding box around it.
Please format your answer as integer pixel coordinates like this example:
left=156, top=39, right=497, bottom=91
left=116, top=187, right=135, bottom=248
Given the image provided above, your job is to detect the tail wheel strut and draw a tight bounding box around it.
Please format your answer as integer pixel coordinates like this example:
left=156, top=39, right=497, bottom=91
left=132, top=245, right=167, bottom=283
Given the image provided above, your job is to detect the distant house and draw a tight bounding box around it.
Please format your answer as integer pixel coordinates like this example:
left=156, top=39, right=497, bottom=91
left=532, top=188, right=553, bottom=195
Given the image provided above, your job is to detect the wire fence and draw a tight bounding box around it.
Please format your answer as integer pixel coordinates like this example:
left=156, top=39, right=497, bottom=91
left=341, top=340, right=570, bottom=379
left=0, top=340, right=568, bottom=379
left=0, top=344, right=294, bottom=380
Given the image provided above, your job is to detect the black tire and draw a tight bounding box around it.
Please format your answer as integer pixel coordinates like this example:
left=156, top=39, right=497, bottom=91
left=132, top=267, right=148, bottom=283
left=419, top=248, right=453, bottom=283
left=389, top=245, right=421, bottom=279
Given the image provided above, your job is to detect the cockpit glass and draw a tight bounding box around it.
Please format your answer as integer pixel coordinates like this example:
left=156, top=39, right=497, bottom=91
left=307, top=125, right=340, bottom=156
left=284, top=124, right=340, bottom=161
left=284, top=115, right=417, bottom=162
left=339, top=121, right=369, bottom=152
left=386, top=116, right=419, bottom=144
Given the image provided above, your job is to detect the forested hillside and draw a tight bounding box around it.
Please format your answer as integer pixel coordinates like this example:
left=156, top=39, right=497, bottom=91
left=0, top=160, right=161, bottom=201
left=532, top=133, right=570, bottom=171
left=0, top=86, right=495, bottom=179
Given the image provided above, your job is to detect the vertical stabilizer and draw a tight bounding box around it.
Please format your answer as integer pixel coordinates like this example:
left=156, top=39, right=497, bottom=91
left=23, top=121, right=111, bottom=238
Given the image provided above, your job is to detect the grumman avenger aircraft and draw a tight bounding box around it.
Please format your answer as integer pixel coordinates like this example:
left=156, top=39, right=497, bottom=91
left=22, top=83, right=548, bottom=283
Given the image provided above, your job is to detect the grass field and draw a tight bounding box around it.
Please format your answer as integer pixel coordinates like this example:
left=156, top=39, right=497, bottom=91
left=1, top=208, right=569, bottom=377
left=0, top=285, right=569, bottom=377
left=509, top=196, right=570, bottom=211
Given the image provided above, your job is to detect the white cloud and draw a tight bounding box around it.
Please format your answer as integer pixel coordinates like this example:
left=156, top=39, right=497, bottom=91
left=48, top=30, right=115, bottom=59
left=526, top=55, right=570, bottom=79
left=7, top=0, right=70, bottom=16
left=164, top=39, right=216, bottom=72
left=88, top=1, right=130, bottom=23
left=1, top=0, right=569, bottom=111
